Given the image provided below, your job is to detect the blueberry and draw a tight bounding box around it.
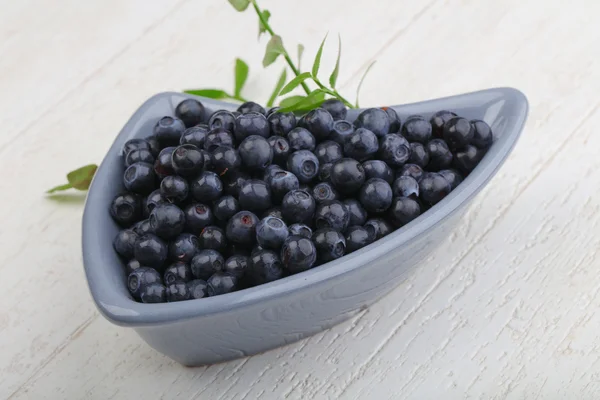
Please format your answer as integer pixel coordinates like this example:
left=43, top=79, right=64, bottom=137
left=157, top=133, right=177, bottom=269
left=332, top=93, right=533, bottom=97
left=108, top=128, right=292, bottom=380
left=287, top=150, right=319, bottom=183
left=123, top=162, right=156, bottom=195
left=392, top=176, right=419, bottom=198
left=419, top=172, right=451, bottom=205
left=212, top=146, right=241, bottom=177
left=248, top=250, right=283, bottom=284
left=191, top=249, right=224, bottom=280
left=207, top=273, right=239, bottom=296
left=312, top=182, right=339, bottom=204
left=144, top=189, right=167, bottom=217
left=191, top=171, right=223, bottom=202
left=302, top=108, right=334, bottom=141
left=145, top=136, right=161, bottom=157
left=443, top=117, right=474, bottom=150
left=125, top=259, right=142, bottom=275
left=223, top=170, right=249, bottom=197
left=398, top=164, right=425, bottom=182
left=344, top=128, right=379, bottom=161
left=154, top=147, right=176, bottom=179
left=239, top=135, right=273, bottom=171
left=381, top=107, right=401, bottom=133
left=330, top=158, right=366, bottom=195
left=169, top=233, right=199, bottom=263
left=402, top=116, right=432, bottom=143
left=199, top=149, right=214, bottom=171
left=409, top=142, right=430, bottom=168
left=184, top=203, right=214, bottom=234
left=199, top=226, right=227, bottom=252
left=149, top=204, right=185, bottom=239
left=226, top=211, right=259, bottom=245
left=281, top=189, right=316, bottom=224
left=187, top=279, right=209, bottom=299
left=359, top=178, right=393, bottom=213
left=166, top=282, right=191, bottom=302
left=438, top=169, right=463, bottom=190
left=238, top=101, right=266, bottom=115
left=125, top=148, right=155, bottom=168
left=235, top=112, right=270, bottom=141
left=204, top=128, right=234, bottom=152
left=287, top=127, right=316, bottom=152
left=134, top=234, right=168, bottom=269
left=330, top=120, right=355, bottom=145
left=315, top=200, right=350, bottom=231
left=281, top=235, right=317, bottom=274
left=263, top=164, right=283, bottom=181
left=213, top=195, right=239, bottom=222
left=180, top=126, right=208, bottom=148
left=123, top=138, right=151, bottom=156
left=362, top=160, right=394, bottom=184
left=470, top=120, right=493, bottom=149
left=114, top=229, right=138, bottom=259
left=378, top=134, right=411, bottom=168
left=110, top=192, right=142, bottom=227
left=132, top=219, right=154, bottom=236
left=343, top=199, right=368, bottom=226
left=312, top=228, right=346, bottom=262
left=321, top=99, right=347, bottom=121
left=266, top=107, right=280, bottom=118
left=318, top=163, right=334, bottom=183
left=453, top=145, right=484, bottom=174
left=426, top=139, right=453, bottom=170
left=171, top=144, right=204, bottom=177
left=315, top=140, right=343, bottom=165
left=176, top=99, right=206, bottom=127
left=164, top=261, right=193, bottom=284
left=140, top=282, right=167, bottom=303
left=251, top=244, right=265, bottom=257
left=256, top=216, right=289, bottom=250
left=364, top=218, right=393, bottom=240
left=128, top=267, right=162, bottom=299
left=224, top=255, right=249, bottom=279
left=226, top=243, right=252, bottom=257
left=160, top=175, right=189, bottom=204
left=288, top=223, right=312, bottom=238
left=267, top=136, right=291, bottom=166
left=388, top=196, right=421, bottom=227
left=239, top=179, right=272, bottom=213
left=263, top=207, right=283, bottom=219
left=354, top=108, right=390, bottom=137
left=267, top=170, right=299, bottom=203
left=208, top=110, right=236, bottom=132
left=153, top=116, right=186, bottom=146
left=268, top=111, right=296, bottom=136
left=344, top=226, right=373, bottom=253
left=430, top=110, right=457, bottom=138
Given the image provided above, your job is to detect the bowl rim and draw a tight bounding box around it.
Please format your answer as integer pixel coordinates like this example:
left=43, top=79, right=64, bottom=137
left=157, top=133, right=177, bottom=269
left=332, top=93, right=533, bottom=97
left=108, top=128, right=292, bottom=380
left=82, top=87, right=529, bottom=326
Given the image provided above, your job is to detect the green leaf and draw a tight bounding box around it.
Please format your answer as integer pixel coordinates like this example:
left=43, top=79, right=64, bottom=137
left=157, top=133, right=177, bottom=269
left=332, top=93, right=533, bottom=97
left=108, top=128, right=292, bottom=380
left=234, top=58, right=249, bottom=98
left=279, top=72, right=312, bottom=96
left=258, top=9, right=271, bottom=37
left=228, top=0, right=250, bottom=11
left=279, top=95, right=306, bottom=109
left=312, top=33, right=328, bottom=78
left=279, top=90, right=326, bottom=112
left=329, top=34, right=342, bottom=88
left=297, top=44, right=305, bottom=69
left=355, top=61, right=376, bottom=108
left=47, top=164, right=98, bottom=193
left=267, top=68, right=287, bottom=107
left=263, top=35, right=285, bottom=67
left=183, top=89, right=231, bottom=100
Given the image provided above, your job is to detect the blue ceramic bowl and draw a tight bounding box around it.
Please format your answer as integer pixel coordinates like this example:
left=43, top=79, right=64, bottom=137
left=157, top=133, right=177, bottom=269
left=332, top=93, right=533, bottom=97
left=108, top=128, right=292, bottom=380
left=82, top=88, right=528, bottom=366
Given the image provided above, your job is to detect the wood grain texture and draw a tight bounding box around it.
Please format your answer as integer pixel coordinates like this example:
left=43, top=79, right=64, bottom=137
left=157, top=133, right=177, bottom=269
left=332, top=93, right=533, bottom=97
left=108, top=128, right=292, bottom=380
left=1, top=0, right=599, bottom=398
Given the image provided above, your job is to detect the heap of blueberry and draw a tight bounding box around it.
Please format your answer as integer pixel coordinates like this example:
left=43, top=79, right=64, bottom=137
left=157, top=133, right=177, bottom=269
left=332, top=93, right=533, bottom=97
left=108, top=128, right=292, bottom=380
left=111, top=98, right=493, bottom=303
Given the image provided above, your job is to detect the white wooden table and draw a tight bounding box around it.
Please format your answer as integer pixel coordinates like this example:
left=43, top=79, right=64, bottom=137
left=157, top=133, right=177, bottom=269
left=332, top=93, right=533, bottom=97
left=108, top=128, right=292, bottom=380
left=2, top=0, right=600, bottom=398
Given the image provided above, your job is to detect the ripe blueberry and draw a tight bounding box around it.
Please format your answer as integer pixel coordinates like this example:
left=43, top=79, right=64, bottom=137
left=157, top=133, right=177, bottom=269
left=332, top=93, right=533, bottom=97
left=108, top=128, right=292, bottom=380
left=453, top=145, right=484, bottom=174
left=239, top=135, right=273, bottom=171
left=169, top=233, right=199, bottom=263
left=154, top=147, right=176, bottom=179
left=128, top=267, right=162, bottom=299
left=402, top=116, right=432, bottom=143
left=281, top=189, right=316, bottom=224
left=237, top=101, right=266, bottom=115
left=125, top=148, right=154, bottom=168
left=419, top=172, right=451, bottom=205
left=208, top=110, right=236, bottom=132
left=224, top=255, right=249, bottom=279
left=140, top=283, right=167, bottom=303
left=187, top=279, right=209, bottom=299
left=287, top=127, right=316, bottom=152
left=312, top=228, right=346, bottom=262
left=268, top=111, right=296, bottom=136
left=204, top=128, right=234, bottom=152
left=213, top=195, right=240, bottom=222
left=381, top=107, right=401, bottom=133
left=175, top=98, right=206, bottom=128
left=191, top=249, right=224, bottom=280
left=364, top=218, right=393, bottom=240
left=430, top=110, right=457, bottom=138
left=153, top=116, right=186, bottom=146
left=268, top=136, right=291, bottom=166
left=123, top=162, right=156, bottom=195
left=149, top=203, right=185, bottom=239
left=426, top=139, right=453, bottom=170
left=166, top=282, right=191, bottom=302
left=321, top=99, right=347, bottom=121
left=184, top=202, right=214, bottom=234
left=302, top=108, right=334, bottom=141
left=268, top=170, right=299, bottom=203
left=443, top=117, right=474, bottom=150
left=398, top=163, right=425, bottom=182
left=287, top=150, right=319, bottom=183
left=359, top=178, right=393, bottom=213
left=344, top=226, right=373, bottom=253
left=212, top=146, right=241, bottom=177
left=239, top=179, right=272, bottom=213
left=315, top=140, right=343, bottom=165
left=438, top=169, right=463, bottom=190
left=133, top=234, right=168, bottom=269
left=234, top=112, right=270, bottom=141
left=330, top=120, right=355, bottom=145
left=113, top=229, right=138, bottom=259
left=288, top=223, right=312, bottom=238
left=164, top=261, right=193, bottom=284
left=199, top=226, right=227, bottom=252
left=191, top=171, right=223, bottom=202
left=312, top=182, right=339, bottom=204
left=315, top=200, right=350, bottom=231
left=226, top=211, right=259, bottom=245
left=171, top=144, right=204, bottom=177
left=343, top=199, right=368, bottom=226
left=180, top=126, right=208, bottom=148
left=470, top=119, right=493, bottom=149
left=110, top=192, right=142, bottom=227
left=281, top=235, right=317, bottom=274
left=392, top=176, right=419, bottom=198
left=388, top=196, right=421, bottom=227
left=354, top=108, right=390, bottom=137
left=344, top=128, right=379, bottom=161
left=378, top=134, right=411, bottom=168
left=207, top=272, right=239, bottom=296
left=330, top=158, right=366, bottom=195
left=362, top=160, right=394, bottom=184
left=160, top=175, right=189, bottom=204
left=409, top=142, right=430, bottom=168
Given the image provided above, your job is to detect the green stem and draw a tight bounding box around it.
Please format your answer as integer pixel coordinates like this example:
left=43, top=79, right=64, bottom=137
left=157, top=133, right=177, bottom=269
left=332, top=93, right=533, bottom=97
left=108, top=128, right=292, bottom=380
left=312, top=78, right=354, bottom=108
left=251, top=0, right=311, bottom=96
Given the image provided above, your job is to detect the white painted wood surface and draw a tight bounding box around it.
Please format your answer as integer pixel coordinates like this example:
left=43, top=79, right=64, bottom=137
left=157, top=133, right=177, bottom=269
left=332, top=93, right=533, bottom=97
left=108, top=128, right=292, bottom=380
left=1, top=0, right=599, bottom=398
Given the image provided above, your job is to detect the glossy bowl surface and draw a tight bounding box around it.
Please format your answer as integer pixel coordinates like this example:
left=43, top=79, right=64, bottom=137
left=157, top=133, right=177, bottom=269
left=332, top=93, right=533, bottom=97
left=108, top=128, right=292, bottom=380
left=82, top=88, right=528, bottom=365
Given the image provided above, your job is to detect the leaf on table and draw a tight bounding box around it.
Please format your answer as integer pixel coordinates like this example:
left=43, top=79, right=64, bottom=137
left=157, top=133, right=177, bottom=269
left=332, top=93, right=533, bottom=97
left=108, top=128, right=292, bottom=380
left=279, top=90, right=326, bottom=113
left=267, top=68, right=287, bottom=107
left=263, top=35, right=285, bottom=67
left=47, top=164, right=98, bottom=193
left=312, top=33, right=328, bottom=78
left=329, top=34, right=342, bottom=88
left=228, top=0, right=250, bottom=11
left=297, top=43, right=305, bottom=69
left=183, top=89, right=231, bottom=100
left=234, top=58, right=249, bottom=98
left=355, top=61, right=376, bottom=108
left=279, top=72, right=312, bottom=96
left=258, top=9, right=271, bottom=37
